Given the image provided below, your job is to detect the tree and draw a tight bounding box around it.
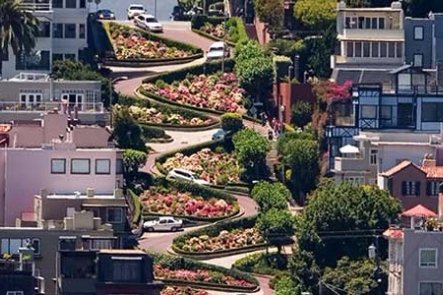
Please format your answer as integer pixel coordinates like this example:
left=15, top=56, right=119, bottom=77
left=51, top=60, right=112, bottom=106
left=322, top=257, right=386, bottom=295
left=113, top=107, right=146, bottom=151
left=251, top=181, right=291, bottom=212
left=294, top=0, right=336, bottom=30
left=221, top=112, right=244, bottom=133
left=123, top=149, right=147, bottom=183
left=296, top=180, right=402, bottom=267
left=232, top=128, right=270, bottom=182
left=277, top=134, right=319, bottom=202
left=257, top=208, right=294, bottom=253
left=289, top=249, right=321, bottom=293
left=291, top=101, right=312, bottom=128
left=275, top=275, right=302, bottom=295
left=0, top=0, right=40, bottom=77
left=267, top=39, right=305, bottom=57
left=234, top=41, right=274, bottom=108
left=253, top=0, right=284, bottom=32
left=403, top=0, right=443, bottom=17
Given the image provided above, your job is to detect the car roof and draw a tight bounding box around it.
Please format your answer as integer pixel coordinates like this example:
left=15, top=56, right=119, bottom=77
left=172, top=168, right=193, bottom=174
left=139, top=13, right=156, bottom=18
left=210, top=42, right=226, bottom=47
left=158, top=216, right=174, bottom=220
left=129, top=4, right=144, bottom=7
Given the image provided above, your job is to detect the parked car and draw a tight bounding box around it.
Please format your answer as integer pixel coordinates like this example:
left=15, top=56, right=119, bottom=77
left=212, top=128, right=229, bottom=141
left=166, top=168, right=210, bottom=185
left=143, top=216, right=183, bottom=232
left=206, top=42, right=230, bottom=60
left=96, top=9, right=115, bottom=20
left=127, top=4, right=145, bottom=19
left=134, top=14, right=163, bottom=32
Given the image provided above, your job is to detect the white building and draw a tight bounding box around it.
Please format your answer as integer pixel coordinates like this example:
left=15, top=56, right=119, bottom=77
left=1, top=0, right=89, bottom=79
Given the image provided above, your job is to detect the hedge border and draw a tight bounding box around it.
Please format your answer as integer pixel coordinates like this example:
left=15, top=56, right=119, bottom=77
left=170, top=242, right=267, bottom=260
left=160, top=279, right=260, bottom=293
left=102, top=22, right=203, bottom=66
left=191, top=16, right=248, bottom=47
left=150, top=251, right=260, bottom=292
left=192, top=28, right=236, bottom=47
left=139, top=179, right=241, bottom=222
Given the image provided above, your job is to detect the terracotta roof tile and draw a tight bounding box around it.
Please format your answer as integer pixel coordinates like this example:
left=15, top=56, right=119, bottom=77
left=0, top=124, right=11, bottom=133
left=421, top=166, right=443, bottom=179
left=383, top=228, right=404, bottom=240
left=382, top=160, right=422, bottom=177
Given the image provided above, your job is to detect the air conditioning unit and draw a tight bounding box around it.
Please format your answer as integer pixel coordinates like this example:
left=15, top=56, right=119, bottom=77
left=58, top=236, right=77, bottom=251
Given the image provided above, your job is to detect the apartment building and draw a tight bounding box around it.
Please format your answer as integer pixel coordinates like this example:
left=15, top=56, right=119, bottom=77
left=1, top=0, right=89, bottom=79
left=0, top=72, right=106, bottom=124
left=0, top=110, right=123, bottom=226
left=331, top=1, right=405, bottom=86
left=57, top=248, right=163, bottom=295
left=0, top=211, right=116, bottom=295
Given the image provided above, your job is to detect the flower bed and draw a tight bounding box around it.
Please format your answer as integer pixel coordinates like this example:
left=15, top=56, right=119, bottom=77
left=197, top=17, right=248, bottom=45
left=141, top=72, right=246, bottom=114
left=128, top=105, right=213, bottom=126
left=103, top=22, right=202, bottom=62
left=140, top=183, right=239, bottom=220
left=161, top=286, right=208, bottom=295
left=151, top=252, right=260, bottom=292
left=162, top=147, right=240, bottom=185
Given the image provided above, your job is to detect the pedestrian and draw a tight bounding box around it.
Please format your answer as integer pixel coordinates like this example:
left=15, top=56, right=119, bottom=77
left=271, top=117, right=277, bottom=131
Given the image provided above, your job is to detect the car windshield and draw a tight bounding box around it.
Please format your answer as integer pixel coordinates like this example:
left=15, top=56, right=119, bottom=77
left=99, top=10, right=112, bottom=14
left=209, top=47, right=224, bottom=52
left=130, top=6, right=144, bottom=10
left=145, top=17, right=158, bottom=22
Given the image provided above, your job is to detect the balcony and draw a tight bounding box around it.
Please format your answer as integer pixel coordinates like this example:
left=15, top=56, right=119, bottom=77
left=334, top=156, right=370, bottom=172
left=21, top=0, right=52, bottom=11
left=59, top=278, right=95, bottom=293
left=332, top=55, right=403, bottom=65
left=0, top=259, right=33, bottom=273
left=0, top=101, right=105, bottom=113
left=341, top=29, right=404, bottom=41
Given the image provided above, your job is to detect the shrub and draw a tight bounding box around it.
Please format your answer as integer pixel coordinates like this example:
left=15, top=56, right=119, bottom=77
left=191, top=15, right=225, bottom=29
left=273, top=55, right=292, bottom=83
left=291, top=101, right=313, bottom=128
left=233, top=252, right=289, bottom=276
left=140, top=125, right=170, bottom=140
left=251, top=181, right=291, bottom=212
left=221, top=112, right=244, bottom=133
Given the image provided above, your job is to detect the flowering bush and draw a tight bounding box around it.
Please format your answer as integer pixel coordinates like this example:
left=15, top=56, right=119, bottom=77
left=142, top=72, right=246, bottom=113
left=176, top=227, right=264, bottom=253
left=140, top=187, right=237, bottom=218
left=161, top=286, right=208, bottom=295
left=201, top=22, right=225, bottom=38
left=155, top=265, right=255, bottom=288
left=162, top=148, right=240, bottom=185
left=127, top=105, right=213, bottom=126
left=108, top=24, right=194, bottom=60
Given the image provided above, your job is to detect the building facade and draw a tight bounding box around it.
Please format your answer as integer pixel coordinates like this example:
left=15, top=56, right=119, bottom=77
left=1, top=0, right=89, bottom=79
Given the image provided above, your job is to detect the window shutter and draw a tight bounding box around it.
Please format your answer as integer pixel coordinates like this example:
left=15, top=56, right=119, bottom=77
left=401, top=181, right=407, bottom=196
left=416, top=181, right=421, bottom=196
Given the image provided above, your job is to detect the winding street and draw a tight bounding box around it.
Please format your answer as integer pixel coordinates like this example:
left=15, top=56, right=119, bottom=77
left=112, top=22, right=273, bottom=295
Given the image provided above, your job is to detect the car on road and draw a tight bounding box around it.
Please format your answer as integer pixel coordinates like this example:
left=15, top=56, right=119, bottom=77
left=212, top=128, right=229, bottom=141
left=143, top=216, right=183, bottom=232
left=206, top=41, right=230, bottom=60
left=127, top=4, right=145, bottom=19
left=96, top=9, right=116, bottom=20
left=166, top=168, right=210, bottom=185
left=134, top=14, right=163, bottom=33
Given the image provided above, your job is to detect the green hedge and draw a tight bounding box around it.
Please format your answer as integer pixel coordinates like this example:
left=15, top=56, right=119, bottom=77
left=192, top=16, right=248, bottom=46
left=129, top=189, right=142, bottom=224
left=102, top=22, right=203, bottom=63
left=140, top=125, right=171, bottom=140
left=141, top=178, right=240, bottom=222
left=171, top=215, right=266, bottom=256
left=191, top=15, right=225, bottom=29
left=273, top=55, right=293, bottom=83
left=150, top=252, right=260, bottom=292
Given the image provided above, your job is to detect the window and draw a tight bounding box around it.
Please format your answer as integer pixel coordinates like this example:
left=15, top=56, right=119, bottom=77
left=53, top=23, right=63, bottom=38
left=396, top=42, right=403, bottom=58
left=52, top=53, right=63, bottom=61
left=365, top=18, right=371, bottom=29
left=380, top=105, right=392, bottom=120
left=96, top=159, right=111, bottom=174
left=380, top=42, right=387, bottom=57
left=402, top=181, right=421, bottom=196
left=71, top=159, right=90, bottom=174
left=64, top=53, right=75, bottom=60
left=116, top=158, right=124, bottom=174
left=107, top=208, right=123, bottom=223
left=350, top=17, right=357, bottom=29
left=388, top=42, right=395, bottom=58
left=361, top=105, right=377, bottom=119
left=345, top=17, right=350, bottom=29
left=420, top=282, right=443, bottom=295
left=371, top=17, right=378, bottom=29
left=414, top=54, right=423, bottom=67
left=370, top=150, right=378, bottom=165
left=1, top=238, right=39, bottom=255
left=344, top=177, right=364, bottom=184
left=420, top=248, right=438, bottom=268
left=16, top=51, right=50, bottom=71
left=38, top=21, right=50, bottom=37
left=427, top=181, right=440, bottom=196
left=79, top=0, right=85, bottom=8
left=414, top=26, right=424, bottom=40
left=53, top=0, right=62, bottom=8
left=346, top=42, right=353, bottom=57
left=111, top=259, right=141, bottom=282
left=355, top=42, right=362, bottom=57
left=64, top=24, right=76, bottom=38
left=79, top=24, right=86, bottom=39
left=51, top=159, right=66, bottom=174
left=20, top=94, right=26, bottom=107
left=363, top=42, right=370, bottom=57
left=91, top=239, right=113, bottom=250
left=371, top=42, right=379, bottom=58
left=378, top=17, right=385, bottom=29
left=6, top=292, right=24, bottom=295
left=422, top=103, right=443, bottom=122
left=65, top=0, right=76, bottom=8
left=358, top=17, right=365, bottom=29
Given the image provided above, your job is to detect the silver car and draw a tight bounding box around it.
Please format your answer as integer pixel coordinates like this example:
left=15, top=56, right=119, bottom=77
left=143, top=216, right=183, bottom=232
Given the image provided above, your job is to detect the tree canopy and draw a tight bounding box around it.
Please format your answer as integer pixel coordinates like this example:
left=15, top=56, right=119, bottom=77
left=253, top=0, right=284, bottom=32
left=257, top=208, right=294, bottom=253
left=123, top=149, right=148, bottom=183
left=221, top=112, right=244, bottom=133
left=251, top=181, right=291, bottom=212
left=294, top=0, right=336, bottom=30
left=113, top=106, right=146, bottom=151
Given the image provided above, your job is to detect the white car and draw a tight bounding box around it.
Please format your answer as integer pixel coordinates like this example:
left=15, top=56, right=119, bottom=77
left=134, top=14, right=163, bottom=33
left=207, top=42, right=230, bottom=60
left=212, top=128, right=228, bottom=141
left=127, top=4, right=145, bottom=19
left=143, top=216, right=183, bottom=232
left=166, top=168, right=210, bottom=185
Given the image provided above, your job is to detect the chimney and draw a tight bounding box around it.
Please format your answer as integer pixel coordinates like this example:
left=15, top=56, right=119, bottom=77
left=86, top=188, right=94, bottom=198
left=422, top=154, right=436, bottom=167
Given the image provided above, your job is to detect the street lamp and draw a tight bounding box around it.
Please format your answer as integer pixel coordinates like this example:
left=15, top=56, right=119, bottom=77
left=368, top=243, right=376, bottom=259
left=368, top=239, right=383, bottom=295
left=109, top=76, right=128, bottom=128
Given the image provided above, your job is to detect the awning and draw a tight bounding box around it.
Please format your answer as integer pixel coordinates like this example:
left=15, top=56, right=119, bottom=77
left=402, top=205, right=437, bottom=217
left=339, top=144, right=360, bottom=154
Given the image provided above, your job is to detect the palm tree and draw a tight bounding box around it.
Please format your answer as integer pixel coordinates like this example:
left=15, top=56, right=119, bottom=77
left=0, top=0, right=40, bottom=77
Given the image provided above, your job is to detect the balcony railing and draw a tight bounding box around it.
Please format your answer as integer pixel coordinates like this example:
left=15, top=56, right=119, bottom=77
left=334, top=156, right=370, bottom=172
left=20, top=0, right=52, bottom=11
left=0, top=259, right=33, bottom=272
left=0, top=101, right=105, bottom=113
